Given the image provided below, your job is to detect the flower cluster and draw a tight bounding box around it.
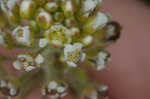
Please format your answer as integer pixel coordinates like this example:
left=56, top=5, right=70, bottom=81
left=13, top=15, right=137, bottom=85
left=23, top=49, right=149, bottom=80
left=0, top=0, right=121, bottom=98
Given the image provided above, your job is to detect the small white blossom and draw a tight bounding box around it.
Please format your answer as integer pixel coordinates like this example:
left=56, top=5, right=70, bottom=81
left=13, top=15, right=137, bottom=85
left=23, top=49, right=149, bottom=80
left=64, top=43, right=86, bottom=67
left=42, top=80, right=68, bottom=99
left=96, top=51, right=111, bottom=71
left=0, top=79, right=19, bottom=97
left=13, top=54, right=44, bottom=72
left=13, top=60, right=23, bottom=70
left=45, top=24, right=72, bottom=47
left=12, top=26, right=32, bottom=46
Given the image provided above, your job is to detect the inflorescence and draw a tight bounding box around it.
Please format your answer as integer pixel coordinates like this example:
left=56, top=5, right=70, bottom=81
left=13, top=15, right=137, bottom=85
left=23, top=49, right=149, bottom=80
left=0, top=0, right=121, bottom=98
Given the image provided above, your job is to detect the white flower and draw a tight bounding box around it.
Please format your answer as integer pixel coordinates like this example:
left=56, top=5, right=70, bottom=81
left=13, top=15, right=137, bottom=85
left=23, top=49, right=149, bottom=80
left=42, top=80, right=68, bottom=99
left=45, top=24, right=72, bottom=47
left=13, top=54, right=44, bottom=72
left=0, top=79, right=19, bottom=97
left=12, top=26, right=32, bottom=46
left=96, top=51, right=111, bottom=71
left=64, top=43, right=86, bottom=67
left=83, top=0, right=102, bottom=17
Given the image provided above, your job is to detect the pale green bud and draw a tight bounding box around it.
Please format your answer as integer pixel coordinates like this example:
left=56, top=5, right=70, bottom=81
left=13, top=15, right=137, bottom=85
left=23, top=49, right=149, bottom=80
left=62, top=0, right=75, bottom=17
left=36, top=10, right=53, bottom=29
left=54, top=12, right=64, bottom=23
left=20, top=0, right=36, bottom=19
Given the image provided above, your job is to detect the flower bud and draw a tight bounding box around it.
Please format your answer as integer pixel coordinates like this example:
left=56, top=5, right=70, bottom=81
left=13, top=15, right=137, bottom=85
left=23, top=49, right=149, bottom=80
left=20, top=0, right=36, bottom=19
left=34, top=0, right=46, bottom=6
left=70, top=27, right=80, bottom=35
left=62, top=0, right=75, bottom=17
left=88, top=51, right=111, bottom=71
left=0, top=0, right=19, bottom=24
left=104, top=21, right=121, bottom=42
left=82, top=35, right=93, bottom=47
left=45, top=2, right=58, bottom=12
left=41, top=80, right=68, bottom=99
left=65, top=17, right=77, bottom=28
left=83, top=12, right=108, bottom=34
left=36, top=10, right=53, bottom=29
left=54, top=12, right=64, bottom=23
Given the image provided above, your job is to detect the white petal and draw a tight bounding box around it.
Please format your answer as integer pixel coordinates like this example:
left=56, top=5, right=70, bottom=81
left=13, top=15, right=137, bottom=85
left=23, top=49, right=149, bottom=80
left=39, top=38, right=48, bottom=48
left=97, top=64, right=105, bottom=71
left=41, top=89, right=46, bottom=96
left=67, top=61, right=77, bottom=67
left=92, top=12, right=108, bottom=29
left=51, top=40, right=62, bottom=46
left=90, top=90, right=98, bottom=99
left=13, top=61, right=23, bottom=70
left=81, top=53, right=86, bottom=62
left=35, top=54, right=44, bottom=64
left=0, top=35, right=5, bottom=45
left=7, top=0, right=18, bottom=11
left=57, top=86, right=65, bottom=93
left=48, top=81, right=58, bottom=90
left=0, top=80, right=7, bottom=87
left=98, top=85, right=109, bottom=92
left=25, top=66, right=36, bottom=72
left=10, top=88, right=17, bottom=96
left=82, top=35, right=93, bottom=45
left=60, top=92, right=67, bottom=98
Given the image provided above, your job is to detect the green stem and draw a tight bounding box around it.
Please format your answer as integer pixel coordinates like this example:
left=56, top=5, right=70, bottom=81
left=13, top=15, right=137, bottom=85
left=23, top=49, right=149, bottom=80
left=18, top=69, right=44, bottom=99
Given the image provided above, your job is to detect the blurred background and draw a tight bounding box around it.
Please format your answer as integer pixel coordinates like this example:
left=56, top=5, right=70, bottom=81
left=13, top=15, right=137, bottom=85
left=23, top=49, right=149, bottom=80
left=93, top=0, right=150, bottom=99
left=1, top=0, right=150, bottom=99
